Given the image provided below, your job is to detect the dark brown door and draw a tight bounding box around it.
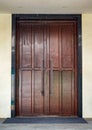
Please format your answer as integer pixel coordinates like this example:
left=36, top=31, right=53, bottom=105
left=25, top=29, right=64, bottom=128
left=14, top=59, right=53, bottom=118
left=16, top=21, right=78, bottom=116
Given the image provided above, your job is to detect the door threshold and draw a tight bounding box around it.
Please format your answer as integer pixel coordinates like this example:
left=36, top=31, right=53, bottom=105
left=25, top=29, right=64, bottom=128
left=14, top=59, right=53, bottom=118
left=4, top=116, right=87, bottom=123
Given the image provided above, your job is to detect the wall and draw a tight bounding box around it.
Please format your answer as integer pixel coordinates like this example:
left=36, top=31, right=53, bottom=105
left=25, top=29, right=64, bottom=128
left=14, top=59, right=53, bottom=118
left=0, top=14, right=92, bottom=118
left=0, top=14, right=11, bottom=117
left=82, top=14, right=92, bottom=118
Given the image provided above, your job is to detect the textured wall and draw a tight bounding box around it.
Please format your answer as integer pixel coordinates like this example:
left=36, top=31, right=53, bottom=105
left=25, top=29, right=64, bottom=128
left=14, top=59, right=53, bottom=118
left=0, top=14, right=11, bottom=117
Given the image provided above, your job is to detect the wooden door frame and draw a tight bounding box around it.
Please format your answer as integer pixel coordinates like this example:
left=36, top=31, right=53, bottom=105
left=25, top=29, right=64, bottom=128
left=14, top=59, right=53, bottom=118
left=11, top=14, right=82, bottom=117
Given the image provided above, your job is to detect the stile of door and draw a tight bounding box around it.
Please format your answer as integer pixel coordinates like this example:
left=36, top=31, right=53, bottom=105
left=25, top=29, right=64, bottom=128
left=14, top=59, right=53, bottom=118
left=16, top=21, right=78, bottom=116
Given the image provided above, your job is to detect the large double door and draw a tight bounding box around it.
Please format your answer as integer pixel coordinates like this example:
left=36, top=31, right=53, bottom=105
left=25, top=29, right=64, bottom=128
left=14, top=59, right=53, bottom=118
left=16, top=21, right=78, bottom=116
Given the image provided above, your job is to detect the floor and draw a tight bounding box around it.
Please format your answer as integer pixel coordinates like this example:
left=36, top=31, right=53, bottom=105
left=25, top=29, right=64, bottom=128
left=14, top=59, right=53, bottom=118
left=0, top=119, right=92, bottom=130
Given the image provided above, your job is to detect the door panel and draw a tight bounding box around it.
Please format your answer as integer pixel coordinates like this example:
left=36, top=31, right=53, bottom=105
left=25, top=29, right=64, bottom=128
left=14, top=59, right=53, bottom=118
left=19, top=70, right=32, bottom=115
left=33, top=26, right=44, bottom=114
left=33, top=25, right=44, bottom=68
left=49, top=25, right=60, bottom=68
left=61, top=25, right=74, bottom=69
left=34, top=71, right=43, bottom=113
left=20, top=25, right=32, bottom=68
left=16, top=21, right=78, bottom=116
left=61, top=71, right=74, bottom=116
left=44, top=70, right=50, bottom=114
left=50, top=71, right=60, bottom=114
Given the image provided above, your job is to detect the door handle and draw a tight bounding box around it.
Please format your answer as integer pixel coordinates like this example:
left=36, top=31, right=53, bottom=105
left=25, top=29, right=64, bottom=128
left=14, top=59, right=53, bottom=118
left=50, top=59, right=53, bottom=95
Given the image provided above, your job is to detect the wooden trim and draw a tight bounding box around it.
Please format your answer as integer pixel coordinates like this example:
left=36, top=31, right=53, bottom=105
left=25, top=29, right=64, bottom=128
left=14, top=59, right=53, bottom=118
left=12, top=14, right=82, bottom=117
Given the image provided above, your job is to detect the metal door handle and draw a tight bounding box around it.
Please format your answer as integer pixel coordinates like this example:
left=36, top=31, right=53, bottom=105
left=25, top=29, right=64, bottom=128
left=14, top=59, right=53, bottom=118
left=50, top=59, right=53, bottom=95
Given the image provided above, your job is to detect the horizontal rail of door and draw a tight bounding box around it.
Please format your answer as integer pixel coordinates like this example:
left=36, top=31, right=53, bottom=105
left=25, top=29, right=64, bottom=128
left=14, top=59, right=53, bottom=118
left=19, top=68, right=74, bottom=71
left=19, top=68, right=54, bottom=71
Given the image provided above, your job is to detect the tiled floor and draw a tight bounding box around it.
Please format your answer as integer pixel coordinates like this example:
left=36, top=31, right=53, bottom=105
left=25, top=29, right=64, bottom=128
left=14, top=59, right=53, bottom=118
left=0, top=118, right=92, bottom=130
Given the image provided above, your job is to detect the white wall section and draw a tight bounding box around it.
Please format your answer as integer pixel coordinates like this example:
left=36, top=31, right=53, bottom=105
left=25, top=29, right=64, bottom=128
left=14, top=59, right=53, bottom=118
left=82, top=14, right=92, bottom=118
left=0, top=14, right=11, bottom=117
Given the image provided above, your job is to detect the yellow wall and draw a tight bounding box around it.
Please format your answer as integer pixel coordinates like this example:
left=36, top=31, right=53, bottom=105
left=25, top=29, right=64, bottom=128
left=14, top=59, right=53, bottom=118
left=0, top=14, right=11, bottom=117
left=82, top=14, right=92, bottom=118
left=0, top=14, right=92, bottom=118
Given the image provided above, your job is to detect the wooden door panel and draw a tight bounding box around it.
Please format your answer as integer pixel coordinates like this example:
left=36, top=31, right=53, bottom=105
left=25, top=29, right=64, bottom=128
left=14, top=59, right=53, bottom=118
left=49, top=25, right=60, bottom=68
left=44, top=70, right=50, bottom=114
left=16, top=21, right=78, bottom=116
left=61, top=71, right=74, bottom=116
left=34, top=71, right=43, bottom=113
left=33, top=25, right=44, bottom=114
left=19, top=70, right=32, bottom=115
left=33, top=25, right=44, bottom=68
left=20, top=25, right=32, bottom=68
left=49, top=71, right=60, bottom=114
left=61, top=25, right=74, bottom=69
left=48, top=25, right=60, bottom=114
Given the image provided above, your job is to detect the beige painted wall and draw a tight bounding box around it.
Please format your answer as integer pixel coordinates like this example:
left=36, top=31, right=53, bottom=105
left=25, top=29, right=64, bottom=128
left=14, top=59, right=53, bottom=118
left=0, top=14, right=92, bottom=118
left=82, top=14, right=92, bottom=118
left=0, top=14, right=11, bottom=117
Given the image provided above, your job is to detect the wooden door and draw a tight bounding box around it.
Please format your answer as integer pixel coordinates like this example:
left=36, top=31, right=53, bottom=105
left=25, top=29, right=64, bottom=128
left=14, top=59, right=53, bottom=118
left=16, top=21, right=78, bottom=116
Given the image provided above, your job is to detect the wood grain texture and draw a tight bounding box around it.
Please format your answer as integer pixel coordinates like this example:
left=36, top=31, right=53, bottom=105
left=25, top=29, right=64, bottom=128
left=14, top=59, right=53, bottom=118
left=16, top=21, right=78, bottom=116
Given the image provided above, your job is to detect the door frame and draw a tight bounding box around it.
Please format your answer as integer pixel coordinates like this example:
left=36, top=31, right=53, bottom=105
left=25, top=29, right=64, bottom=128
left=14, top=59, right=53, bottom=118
left=11, top=14, right=82, bottom=117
